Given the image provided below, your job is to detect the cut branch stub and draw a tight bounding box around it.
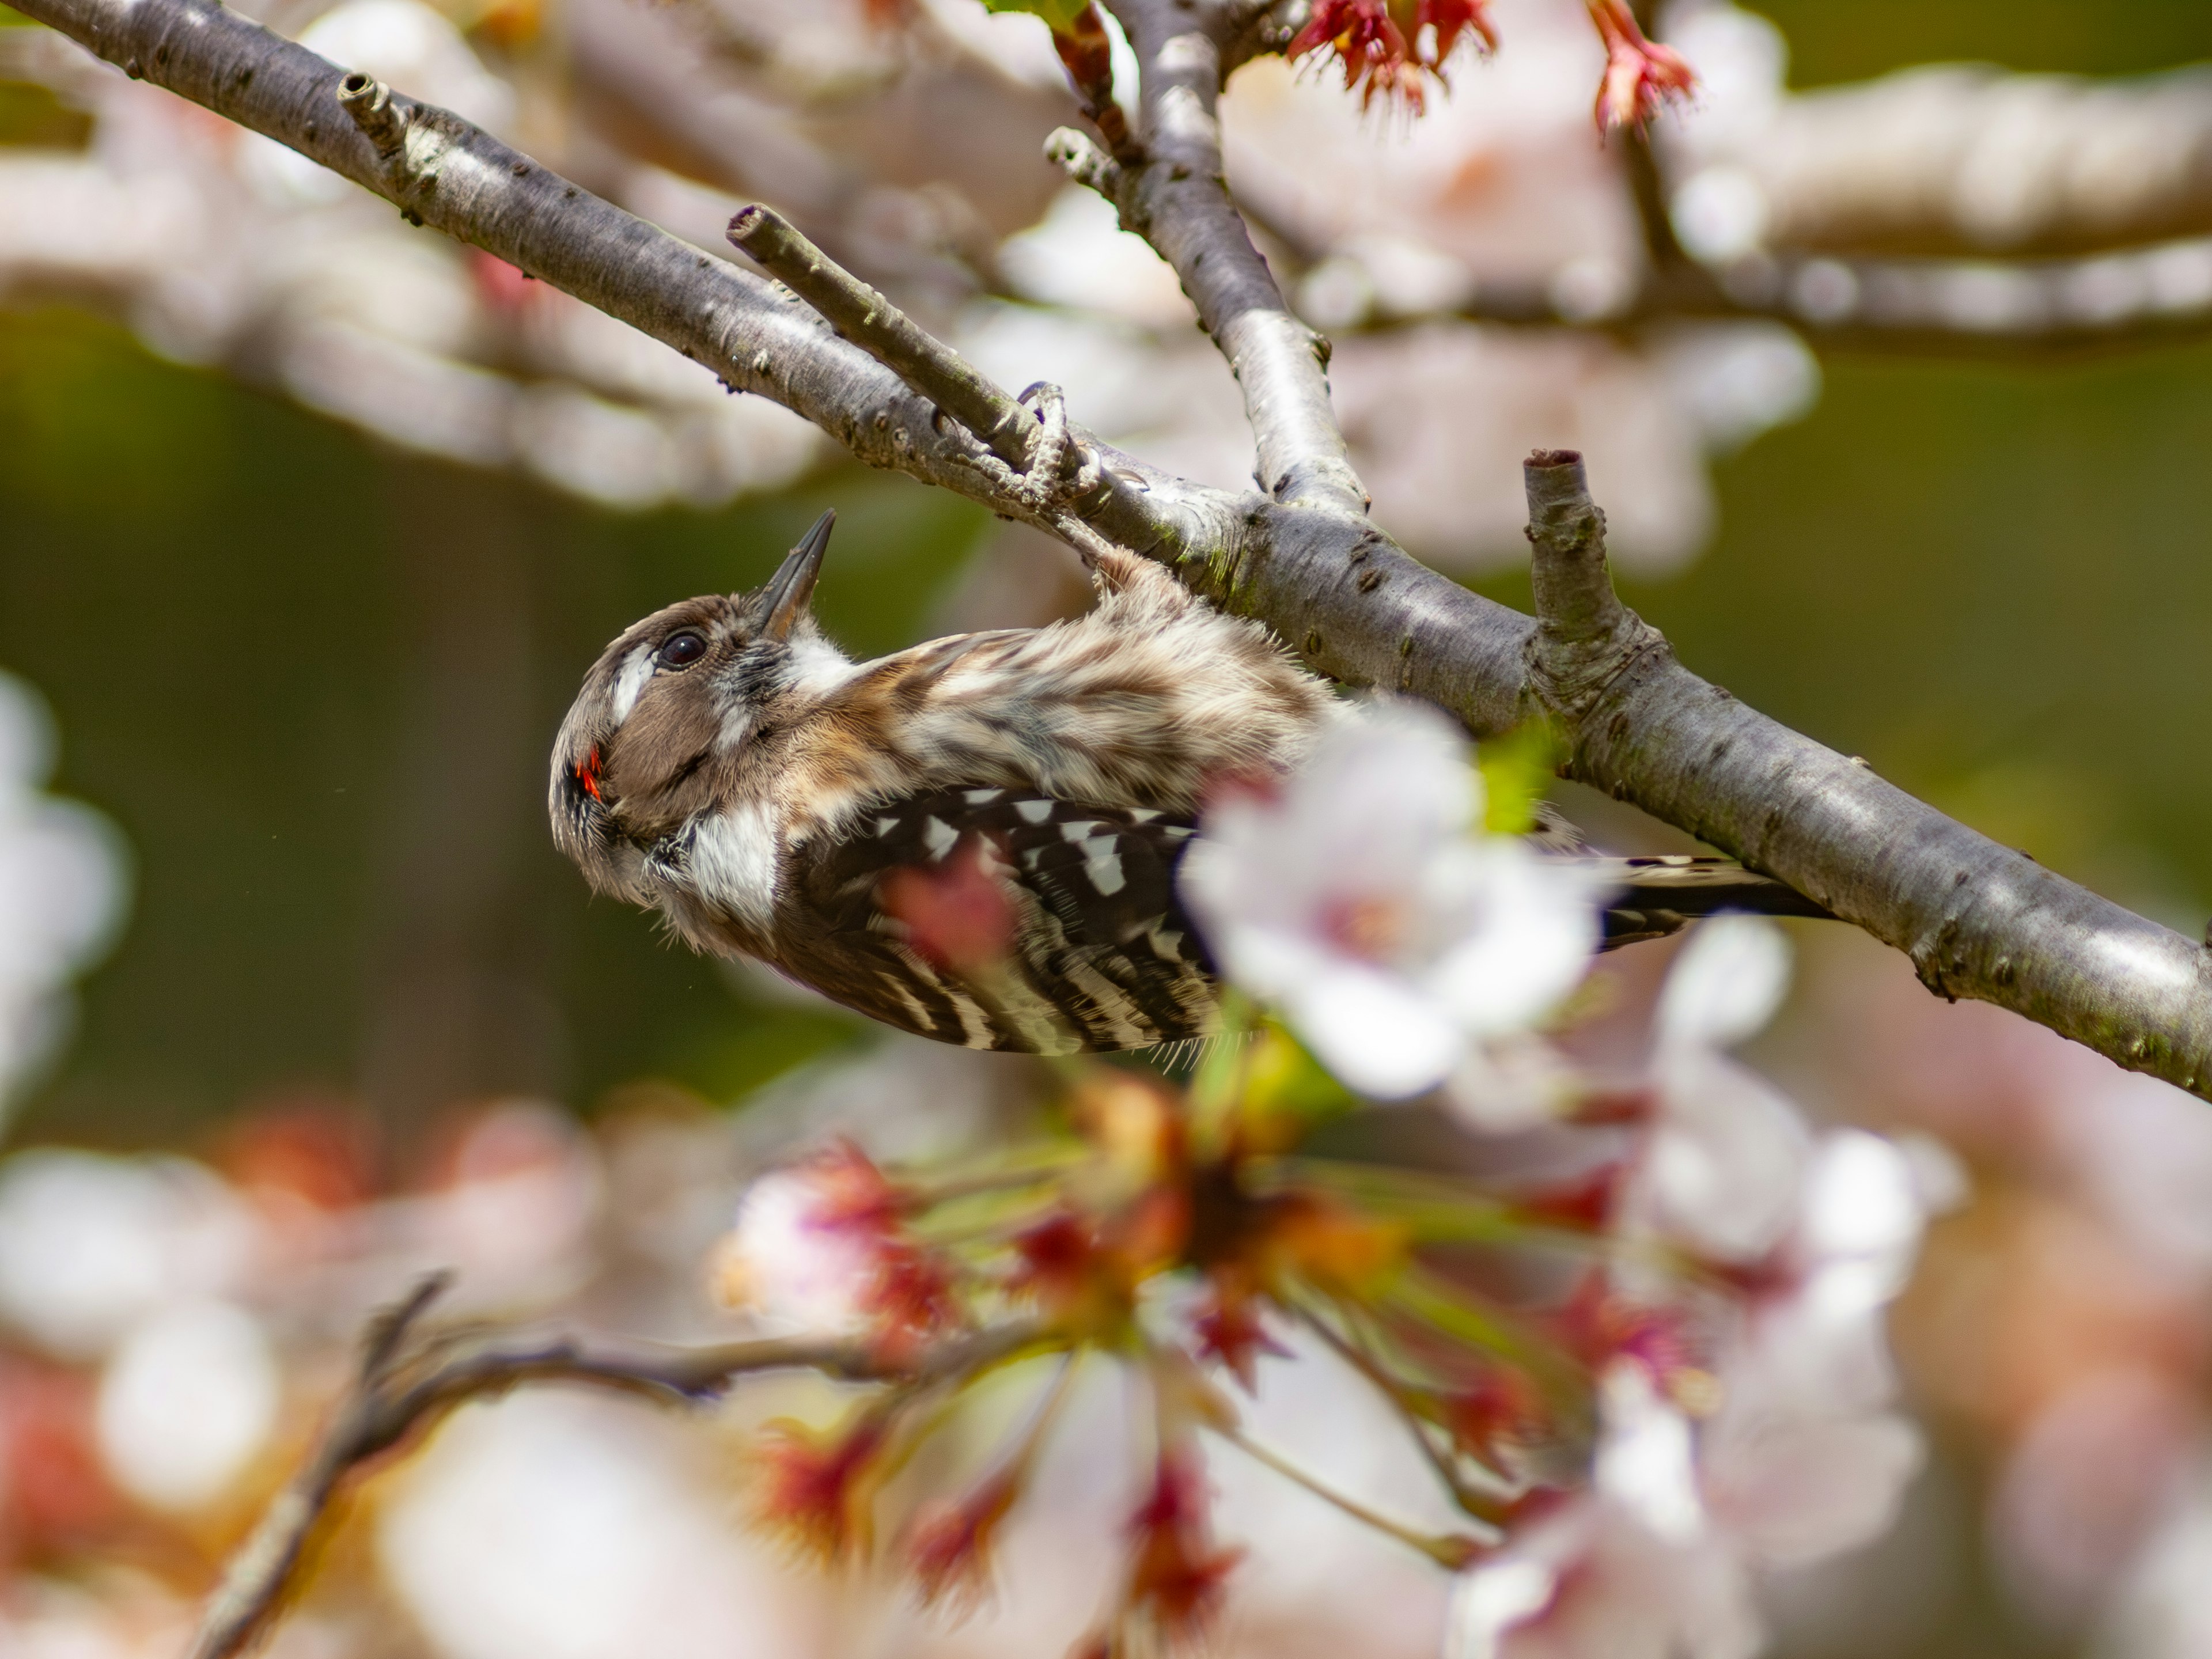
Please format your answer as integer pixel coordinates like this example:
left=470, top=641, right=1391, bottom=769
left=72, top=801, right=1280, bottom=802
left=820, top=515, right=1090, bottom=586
left=1521, top=449, right=1666, bottom=726
left=1518, top=459, right=2212, bottom=1100
left=335, top=70, right=407, bottom=158
left=726, top=203, right=1039, bottom=474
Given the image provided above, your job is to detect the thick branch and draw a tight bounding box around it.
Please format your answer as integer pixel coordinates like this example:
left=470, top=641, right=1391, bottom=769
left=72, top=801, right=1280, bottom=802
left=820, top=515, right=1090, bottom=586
left=186, top=1274, right=1041, bottom=1659
left=1090, top=0, right=1366, bottom=515
left=1522, top=452, right=2212, bottom=1094
left=11, top=0, right=2212, bottom=1100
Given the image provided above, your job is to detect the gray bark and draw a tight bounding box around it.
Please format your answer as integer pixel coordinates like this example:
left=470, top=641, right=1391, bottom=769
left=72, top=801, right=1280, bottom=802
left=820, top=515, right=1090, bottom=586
left=1522, top=454, right=2212, bottom=1094
left=1095, top=0, right=1368, bottom=515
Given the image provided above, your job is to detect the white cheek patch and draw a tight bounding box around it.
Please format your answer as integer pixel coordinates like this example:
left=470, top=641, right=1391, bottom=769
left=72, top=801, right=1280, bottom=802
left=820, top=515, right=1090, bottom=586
left=716, top=705, right=758, bottom=755
left=684, top=803, right=781, bottom=931
left=785, top=636, right=858, bottom=699
left=608, top=646, right=656, bottom=726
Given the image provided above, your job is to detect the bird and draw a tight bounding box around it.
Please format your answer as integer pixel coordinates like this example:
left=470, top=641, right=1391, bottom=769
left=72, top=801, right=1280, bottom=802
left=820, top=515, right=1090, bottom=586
left=549, top=511, right=1830, bottom=1056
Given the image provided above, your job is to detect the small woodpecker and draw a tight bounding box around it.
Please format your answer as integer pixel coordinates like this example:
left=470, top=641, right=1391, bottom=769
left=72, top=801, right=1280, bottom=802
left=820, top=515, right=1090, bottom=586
left=549, top=512, right=1827, bottom=1055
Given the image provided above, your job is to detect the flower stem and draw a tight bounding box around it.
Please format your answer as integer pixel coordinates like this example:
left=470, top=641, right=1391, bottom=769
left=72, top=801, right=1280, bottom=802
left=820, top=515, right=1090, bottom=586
left=1207, top=1422, right=1497, bottom=1569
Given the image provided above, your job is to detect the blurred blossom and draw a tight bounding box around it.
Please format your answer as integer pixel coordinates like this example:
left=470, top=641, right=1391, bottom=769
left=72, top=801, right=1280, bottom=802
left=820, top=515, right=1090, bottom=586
left=93, top=1300, right=279, bottom=1512
left=2103, top=1460, right=2212, bottom=1659
left=713, top=1148, right=893, bottom=1336
left=1992, top=1365, right=2202, bottom=1626
left=372, top=1101, right=604, bottom=1313
left=0, top=1578, right=194, bottom=1659
left=1209, top=1328, right=1463, bottom=1653
left=1450, top=1368, right=1761, bottom=1659
left=0, top=672, right=129, bottom=1120
left=710, top=1141, right=955, bottom=1352
left=1179, top=700, right=1601, bottom=1099
left=0, top=1357, right=121, bottom=1551
left=376, top=1391, right=812, bottom=1659
left=1623, top=917, right=1809, bottom=1263
left=0, top=0, right=1823, bottom=569
left=0, top=1152, right=256, bottom=1361
left=1454, top=1323, right=1923, bottom=1659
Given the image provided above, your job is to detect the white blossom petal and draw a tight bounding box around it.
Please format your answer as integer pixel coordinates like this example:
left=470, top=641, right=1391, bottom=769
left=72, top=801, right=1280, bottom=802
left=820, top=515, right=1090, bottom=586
left=1282, top=960, right=1469, bottom=1100
left=1427, top=843, right=1604, bottom=1037
left=1800, top=1129, right=1928, bottom=1300
left=1634, top=1050, right=1811, bottom=1262
left=1705, top=1413, right=1925, bottom=1568
left=1181, top=700, right=1600, bottom=1100
left=1596, top=1362, right=1706, bottom=1545
left=1657, top=915, right=1792, bottom=1052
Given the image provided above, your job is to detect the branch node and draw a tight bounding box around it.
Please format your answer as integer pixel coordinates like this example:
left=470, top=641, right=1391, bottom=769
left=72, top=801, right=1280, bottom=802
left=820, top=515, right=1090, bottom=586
left=335, top=70, right=407, bottom=158
left=959, top=382, right=1108, bottom=544
left=1046, top=125, right=1126, bottom=202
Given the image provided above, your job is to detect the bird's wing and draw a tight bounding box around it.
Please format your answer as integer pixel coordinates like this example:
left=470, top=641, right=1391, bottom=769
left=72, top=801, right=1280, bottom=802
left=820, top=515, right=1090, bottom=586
left=775, top=787, right=1220, bottom=1055
left=773, top=792, right=1835, bottom=1055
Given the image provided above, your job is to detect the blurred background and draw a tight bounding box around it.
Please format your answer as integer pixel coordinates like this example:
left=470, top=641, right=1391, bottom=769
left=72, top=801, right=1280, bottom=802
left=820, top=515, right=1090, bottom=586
left=5, top=0, right=2212, bottom=1655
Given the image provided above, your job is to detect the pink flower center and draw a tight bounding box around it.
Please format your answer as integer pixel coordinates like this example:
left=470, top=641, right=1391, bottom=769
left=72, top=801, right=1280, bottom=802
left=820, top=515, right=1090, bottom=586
left=1323, top=893, right=1409, bottom=962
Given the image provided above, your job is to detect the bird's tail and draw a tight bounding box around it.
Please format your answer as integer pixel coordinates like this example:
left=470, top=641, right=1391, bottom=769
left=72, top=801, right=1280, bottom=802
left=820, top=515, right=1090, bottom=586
left=1586, top=855, right=1834, bottom=949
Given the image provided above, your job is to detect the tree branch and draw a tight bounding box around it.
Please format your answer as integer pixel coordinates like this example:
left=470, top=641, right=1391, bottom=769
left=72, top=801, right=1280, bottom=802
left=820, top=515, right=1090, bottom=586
left=185, top=1273, right=1042, bottom=1659
left=1278, top=215, right=2212, bottom=357
left=1087, top=0, right=1367, bottom=515
left=1521, top=451, right=2212, bottom=1095
left=11, top=0, right=2212, bottom=1100
left=726, top=202, right=1040, bottom=473
left=1675, top=62, right=2212, bottom=262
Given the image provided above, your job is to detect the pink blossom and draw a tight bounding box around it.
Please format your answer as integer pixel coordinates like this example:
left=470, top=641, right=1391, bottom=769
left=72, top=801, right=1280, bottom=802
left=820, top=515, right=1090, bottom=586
left=1584, top=0, right=1698, bottom=132
left=711, top=1143, right=954, bottom=1351
left=1622, top=917, right=1810, bottom=1263
left=1179, top=702, right=1601, bottom=1100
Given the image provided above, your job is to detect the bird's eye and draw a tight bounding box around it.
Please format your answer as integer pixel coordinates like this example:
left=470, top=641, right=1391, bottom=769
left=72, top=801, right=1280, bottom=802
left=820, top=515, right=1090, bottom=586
left=658, top=630, right=707, bottom=670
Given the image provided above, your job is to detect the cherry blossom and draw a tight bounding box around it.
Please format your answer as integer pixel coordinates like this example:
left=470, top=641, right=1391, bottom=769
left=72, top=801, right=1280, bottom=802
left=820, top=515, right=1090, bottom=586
left=1179, top=700, right=1602, bottom=1099
left=1621, top=916, right=1810, bottom=1263
left=1287, top=0, right=1499, bottom=113
left=1452, top=1327, right=1924, bottom=1659
left=0, top=673, right=128, bottom=1123
left=710, top=1142, right=956, bottom=1352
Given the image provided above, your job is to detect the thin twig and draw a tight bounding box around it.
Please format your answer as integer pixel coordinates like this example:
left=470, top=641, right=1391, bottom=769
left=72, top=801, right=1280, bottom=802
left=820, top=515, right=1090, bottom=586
left=184, top=1275, right=1043, bottom=1659
left=1091, top=0, right=1368, bottom=515
left=726, top=202, right=1037, bottom=472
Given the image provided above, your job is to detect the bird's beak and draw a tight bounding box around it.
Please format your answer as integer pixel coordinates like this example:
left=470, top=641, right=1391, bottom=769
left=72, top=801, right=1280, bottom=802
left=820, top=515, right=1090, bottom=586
left=758, top=509, right=835, bottom=642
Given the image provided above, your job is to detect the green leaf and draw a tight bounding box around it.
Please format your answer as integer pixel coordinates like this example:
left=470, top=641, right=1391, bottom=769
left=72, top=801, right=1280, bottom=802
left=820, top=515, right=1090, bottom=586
left=1242, top=1021, right=1361, bottom=1123
left=979, top=0, right=1091, bottom=33
left=1476, top=722, right=1563, bottom=835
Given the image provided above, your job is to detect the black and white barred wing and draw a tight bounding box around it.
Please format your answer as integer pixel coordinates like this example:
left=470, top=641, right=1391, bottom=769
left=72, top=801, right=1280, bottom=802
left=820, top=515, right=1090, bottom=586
left=778, top=787, right=1221, bottom=1056
left=774, top=793, right=1832, bottom=1055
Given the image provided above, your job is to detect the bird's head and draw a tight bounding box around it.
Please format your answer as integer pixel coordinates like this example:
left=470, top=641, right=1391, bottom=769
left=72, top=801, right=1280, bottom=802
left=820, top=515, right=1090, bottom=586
left=549, top=509, right=846, bottom=902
